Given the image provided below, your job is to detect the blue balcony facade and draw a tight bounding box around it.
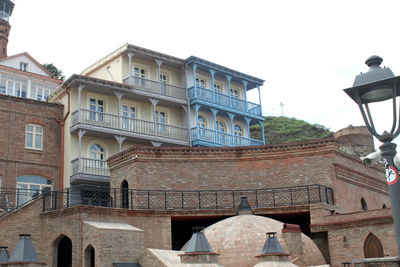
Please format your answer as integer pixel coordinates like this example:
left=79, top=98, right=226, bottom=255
left=186, top=56, right=265, bottom=147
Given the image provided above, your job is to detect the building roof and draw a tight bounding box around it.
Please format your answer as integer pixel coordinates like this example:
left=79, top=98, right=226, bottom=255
left=0, top=52, right=59, bottom=79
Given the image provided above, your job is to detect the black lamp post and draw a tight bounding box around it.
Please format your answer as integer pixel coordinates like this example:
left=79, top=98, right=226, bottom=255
left=344, top=55, right=400, bottom=255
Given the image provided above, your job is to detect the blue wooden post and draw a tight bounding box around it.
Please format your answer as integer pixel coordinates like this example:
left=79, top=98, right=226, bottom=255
left=193, top=64, right=198, bottom=98
left=259, top=121, right=265, bottom=144
left=243, top=80, right=248, bottom=112
left=210, top=69, right=216, bottom=103
left=226, top=75, right=232, bottom=107
left=228, top=113, right=235, bottom=146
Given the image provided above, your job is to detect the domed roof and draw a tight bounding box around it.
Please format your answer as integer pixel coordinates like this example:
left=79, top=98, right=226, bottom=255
left=183, top=215, right=326, bottom=267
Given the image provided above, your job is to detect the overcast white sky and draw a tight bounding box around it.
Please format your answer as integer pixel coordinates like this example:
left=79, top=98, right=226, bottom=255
left=8, top=0, right=400, bottom=144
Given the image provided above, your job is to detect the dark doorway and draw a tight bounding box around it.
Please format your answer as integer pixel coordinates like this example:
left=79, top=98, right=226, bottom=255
left=364, top=233, right=384, bottom=258
left=84, top=245, right=95, bottom=267
left=57, top=236, right=72, bottom=267
left=121, top=180, right=129, bottom=209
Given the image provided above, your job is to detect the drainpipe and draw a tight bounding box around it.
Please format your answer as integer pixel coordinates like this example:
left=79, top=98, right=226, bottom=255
left=56, top=88, right=70, bottom=190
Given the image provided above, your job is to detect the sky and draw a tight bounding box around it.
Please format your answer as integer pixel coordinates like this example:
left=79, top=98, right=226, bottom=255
left=7, top=0, right=400, bottom=147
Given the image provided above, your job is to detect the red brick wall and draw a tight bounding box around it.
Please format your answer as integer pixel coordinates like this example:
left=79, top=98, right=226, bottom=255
left=109, top=140, right=388, bottom=213
left=0, top=95, right=63, bottom=190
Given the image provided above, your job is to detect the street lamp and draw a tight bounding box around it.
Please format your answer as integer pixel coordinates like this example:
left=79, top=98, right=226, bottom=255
left=344, top=55, right=400, bottom=255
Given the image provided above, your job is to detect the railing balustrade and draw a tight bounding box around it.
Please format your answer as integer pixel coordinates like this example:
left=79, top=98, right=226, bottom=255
left=71, top=109, right=189, bottom=142
left=71, top=157, right=109, bottom=177
left=188, top=86, right=262, bottom=116
left=191, top=127, right=263, bottom=147
left=0, top=188, right=50, bottom=216
left=123, top=76, right=187, bottom=100
left=42, top=184, right=334, bottom=212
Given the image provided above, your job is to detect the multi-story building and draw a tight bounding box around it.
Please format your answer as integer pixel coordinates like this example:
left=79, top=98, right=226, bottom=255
left=0, top=0, right=62, bottom=101
left=50, top=44, right=265, bottom=188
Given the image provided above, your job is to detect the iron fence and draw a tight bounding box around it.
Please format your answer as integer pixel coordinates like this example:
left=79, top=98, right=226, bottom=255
left=0, top=188, right=50, bottom=216
left=42, top=184, right=334, bottom=212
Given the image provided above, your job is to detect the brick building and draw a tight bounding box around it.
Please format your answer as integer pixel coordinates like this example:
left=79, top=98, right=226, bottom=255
left=0, top=94, right=63, bottom=211
left=0, top=134, right=395, bottom=267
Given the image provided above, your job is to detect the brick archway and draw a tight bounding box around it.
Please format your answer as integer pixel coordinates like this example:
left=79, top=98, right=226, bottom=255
left=364, top=233, right=384, bottom=258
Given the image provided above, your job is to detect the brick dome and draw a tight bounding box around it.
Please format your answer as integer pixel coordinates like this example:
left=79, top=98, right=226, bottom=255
left=183, top=215, right=326, bottom=267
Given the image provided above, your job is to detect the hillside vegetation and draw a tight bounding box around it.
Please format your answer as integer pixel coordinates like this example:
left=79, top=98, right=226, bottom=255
left=250, top=116, right=333, bottom=144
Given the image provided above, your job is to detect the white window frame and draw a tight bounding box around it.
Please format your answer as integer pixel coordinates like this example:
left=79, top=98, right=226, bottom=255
left=25, top=124, right=43, bottom=150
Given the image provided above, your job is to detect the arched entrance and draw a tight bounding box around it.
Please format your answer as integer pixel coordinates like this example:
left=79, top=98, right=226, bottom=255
left=121, top=180, right=129, bottom=209
left=364, top=233, right=384, bottom=258
left=84, top=245, right=95, bottom=267
left=57, top=236, right=72, bottom=267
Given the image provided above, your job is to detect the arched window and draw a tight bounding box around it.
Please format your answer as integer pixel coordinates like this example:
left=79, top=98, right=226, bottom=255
left=364, top=233, right=384, bottom=258
left=216, top=120, right=225, bottom=133
left=84, top=245, right=95, bottom=267
left=121, top=180, right=129, bottom=209
left=17, top=175, right=52, bottom=205
left=361, top=198, right=368, bottom=211
left=89, top=144, right=105, bottom=160
left=25, top=124, right=43, bottom=150
left=57, top=236, right=72, bottom=267
left=198, top=116, right=206, bottom=128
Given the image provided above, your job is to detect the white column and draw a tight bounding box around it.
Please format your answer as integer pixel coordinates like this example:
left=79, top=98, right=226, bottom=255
left=155, top=59, right=163, bottom=94
left=128, top=52, right=134, bottom=85
left=114, top=135, right=126, bottom=152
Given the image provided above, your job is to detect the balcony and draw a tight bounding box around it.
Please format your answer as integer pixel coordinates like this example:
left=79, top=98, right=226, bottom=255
left=123, top=76, right=187, bottom=101
left=71, top=157, right=110, bottom=185
left=191, top=127, right=264, bottom=147
left=71, top=109, right=190, bottom=146
left=188, top=86, right=262, bottom=117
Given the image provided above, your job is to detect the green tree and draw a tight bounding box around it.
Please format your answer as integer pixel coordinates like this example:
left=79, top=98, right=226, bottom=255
left=42, top=63, right=65, bottom=80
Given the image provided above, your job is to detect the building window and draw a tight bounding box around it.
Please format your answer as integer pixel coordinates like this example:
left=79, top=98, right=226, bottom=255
left=19, top=62, right=28, bottom=72
left=122, top=105, right=135, bottom=130
left=134, top=67, right=146, bottom=88
left=234, top=124, right=243, bottom=145
left=198, top=116, right=206, bottom=128
left=25, top=124, right=43, bottom=150
left=89, top=98, right=104, bottom=121
left=196, top=78, right=206, bottom=88
left=216, top=120, right=225, bottom=132
left=361, top=198, right=368, bottom=211
left=17, top=175, right=52, bottom=205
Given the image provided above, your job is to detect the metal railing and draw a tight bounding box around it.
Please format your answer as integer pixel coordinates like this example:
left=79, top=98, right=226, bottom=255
left=71, top=157, right=110, bottom=177
left=42, top=184, right=334, bottom=212
left=0, top=188, right=50, bottom=216
left=72, top=109, right=189, bottom=142
left=123, top=76, right=187, bottom=100
left=191, top=127, right=264, bottom=147
left=188, top=86, right=262, bottom=116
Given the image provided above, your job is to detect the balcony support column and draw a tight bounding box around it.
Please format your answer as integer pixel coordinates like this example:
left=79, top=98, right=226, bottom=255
left=244, top=117, right=251, bottom=145
left=149, top=98, right=159, bottom=133
left=78, top=84, right=84, bottom=119
left=209, top=69, right=216, bottom=103
left=257, top=85, right=263, bottom=116
left=155, top=59, right=163, bottom=94
left=114, top=135, right=126, bottom=152
left=242, top=80, right=248, bottom=112
left=194, top=104, right=201, bottom=141
left=78, top=129, right=87, bottom=172
left=114, top=91, right=123, bottom=128
left=228, top=113, right=235, bottom=146
left=211, top=108, right=218, bottom=144
left=127, top=52, right=134, bottom=85
left=259, top=120, right=265, bottom=144
left=226, top=75, right=232, bottom=107
left=193, top=64, right=198, bottom=98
